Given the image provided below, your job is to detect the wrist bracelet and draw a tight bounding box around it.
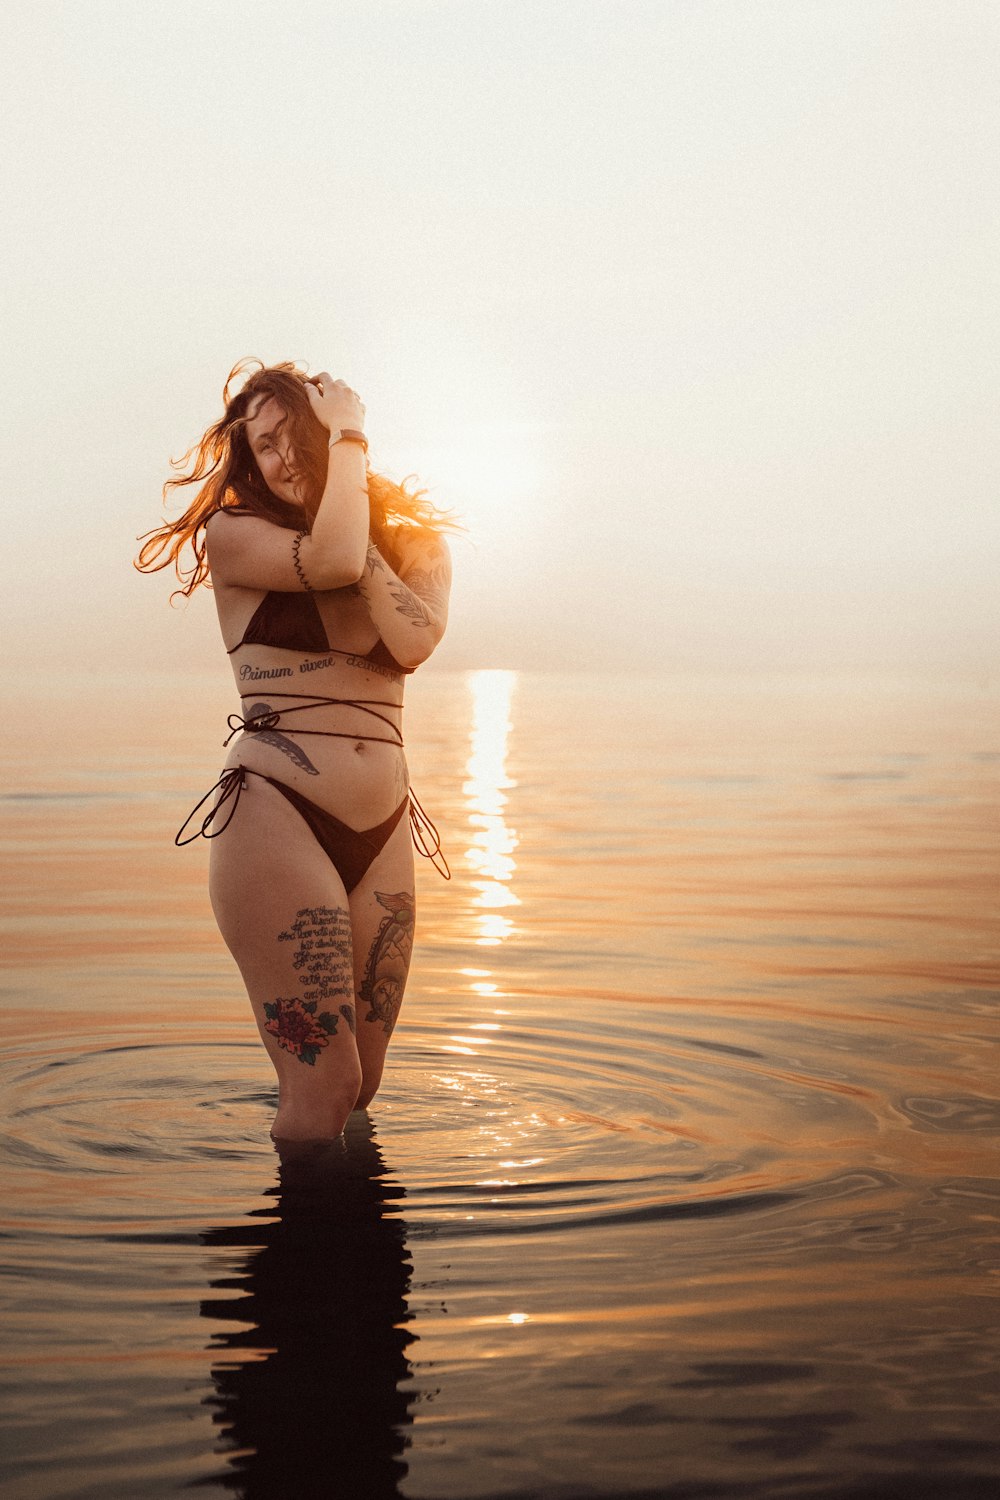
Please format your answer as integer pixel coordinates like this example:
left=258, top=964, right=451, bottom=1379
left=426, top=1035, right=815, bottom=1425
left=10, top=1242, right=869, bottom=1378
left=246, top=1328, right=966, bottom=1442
left=328, top=428, right=368, bottom=454
left=292, top=531, right=312, bottom=592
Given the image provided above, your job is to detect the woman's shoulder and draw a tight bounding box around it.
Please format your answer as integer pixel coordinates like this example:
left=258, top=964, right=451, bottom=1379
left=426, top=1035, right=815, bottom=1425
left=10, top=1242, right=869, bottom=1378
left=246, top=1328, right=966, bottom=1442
left=206, top=502, right=300, bottom=531
left=205, top=505, right=302, bottom=553
left=205, top=507, right=264, bottom=553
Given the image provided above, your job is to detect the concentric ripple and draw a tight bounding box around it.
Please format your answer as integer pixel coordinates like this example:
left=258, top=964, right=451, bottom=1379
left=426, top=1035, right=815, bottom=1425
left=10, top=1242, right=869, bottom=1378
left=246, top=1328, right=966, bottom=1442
left=0, top=990, right=916, bottom=1246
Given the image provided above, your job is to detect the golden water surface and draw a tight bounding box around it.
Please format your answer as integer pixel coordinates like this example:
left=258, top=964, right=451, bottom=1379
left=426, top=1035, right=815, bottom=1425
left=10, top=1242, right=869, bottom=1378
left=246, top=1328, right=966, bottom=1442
left=1, top=668, right=997, bottom=1499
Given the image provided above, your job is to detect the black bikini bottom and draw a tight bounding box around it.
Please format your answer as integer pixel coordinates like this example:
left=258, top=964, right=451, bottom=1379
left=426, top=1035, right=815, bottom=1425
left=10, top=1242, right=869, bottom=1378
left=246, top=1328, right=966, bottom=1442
left=175, top=765, right=449, bottom=888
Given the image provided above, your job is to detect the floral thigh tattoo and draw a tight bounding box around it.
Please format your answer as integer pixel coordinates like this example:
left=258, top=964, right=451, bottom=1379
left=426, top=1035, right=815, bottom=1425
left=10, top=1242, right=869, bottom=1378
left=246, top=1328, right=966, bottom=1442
left=263, top=905, right=356, bottom=1066
left=359, top=891, right=415, bottom=1036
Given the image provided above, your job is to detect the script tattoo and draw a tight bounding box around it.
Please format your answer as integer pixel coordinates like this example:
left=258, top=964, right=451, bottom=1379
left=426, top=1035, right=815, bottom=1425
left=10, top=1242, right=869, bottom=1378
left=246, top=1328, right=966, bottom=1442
left=359, top=890, right=415, bottom=1036
left=343, top=654, right=403, bottom=683
left=239, top=663, right=294, bottom=681
left=263, top=906, right=356, bottom=1064
left=243, top=701, right=319, bottom=774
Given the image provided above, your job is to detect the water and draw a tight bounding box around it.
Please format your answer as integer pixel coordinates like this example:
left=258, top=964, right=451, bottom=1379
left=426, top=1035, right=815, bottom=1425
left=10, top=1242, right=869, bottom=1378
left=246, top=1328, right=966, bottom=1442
left=1, top=669, right=998, bottom=1499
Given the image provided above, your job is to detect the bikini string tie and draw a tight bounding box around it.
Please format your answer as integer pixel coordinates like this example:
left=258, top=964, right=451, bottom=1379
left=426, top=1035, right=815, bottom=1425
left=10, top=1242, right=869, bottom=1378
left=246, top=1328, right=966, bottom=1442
left=408, top=786, right=451, bottom=881
left=224, top=710, right=280, bottom=745
left=176, top=766, right=450, bottom=879
left=222, top=695, right=403, bottom=747
left=174, top=765, right=247, bottom=846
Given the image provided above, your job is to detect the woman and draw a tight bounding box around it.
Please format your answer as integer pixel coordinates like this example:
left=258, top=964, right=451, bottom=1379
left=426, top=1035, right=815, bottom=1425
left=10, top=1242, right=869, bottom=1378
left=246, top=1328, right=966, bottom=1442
left=137, top=360, right=454, bottom=1142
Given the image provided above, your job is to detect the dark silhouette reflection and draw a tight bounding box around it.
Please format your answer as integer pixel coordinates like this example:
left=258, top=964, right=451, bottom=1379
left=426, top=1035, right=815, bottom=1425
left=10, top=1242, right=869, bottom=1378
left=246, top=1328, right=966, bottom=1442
left=198, top=1113, right=416, bottom=1499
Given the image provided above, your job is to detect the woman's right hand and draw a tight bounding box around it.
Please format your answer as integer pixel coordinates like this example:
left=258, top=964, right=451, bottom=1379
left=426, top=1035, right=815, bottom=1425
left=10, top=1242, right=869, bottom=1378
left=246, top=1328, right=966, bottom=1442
left=305, top=371, right=366, bottom=434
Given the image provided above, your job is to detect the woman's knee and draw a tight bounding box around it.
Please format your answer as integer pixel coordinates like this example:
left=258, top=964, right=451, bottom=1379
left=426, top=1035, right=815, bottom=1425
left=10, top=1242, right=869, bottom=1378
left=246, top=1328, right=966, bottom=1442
left=326, top=1053, right=365, bottom=1113
left=280, top=1050, right=363, bottom=1109
left=355, top=1064, right=385, bottom=1112
left=272, top=1057, right=364, bottom=1140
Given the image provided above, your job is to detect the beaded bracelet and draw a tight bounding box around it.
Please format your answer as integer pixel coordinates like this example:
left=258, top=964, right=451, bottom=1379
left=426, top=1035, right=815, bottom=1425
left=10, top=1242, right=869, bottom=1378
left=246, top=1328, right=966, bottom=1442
left=292, top=531, right=312, bottom=592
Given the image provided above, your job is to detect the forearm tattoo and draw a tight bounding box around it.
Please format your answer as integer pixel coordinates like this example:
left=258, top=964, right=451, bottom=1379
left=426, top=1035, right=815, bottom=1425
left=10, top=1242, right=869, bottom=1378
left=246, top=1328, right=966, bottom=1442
left=388, top=583, right=433, bottom=627
left=263, top=906, right=356, bottom=1065
left=355, top=542, right=386, bottom=604
left=359, top=890, right=415, bottom=1036
left=359, top=540, right=447, bottom=629
left=399, top=562, right=449, bottom=620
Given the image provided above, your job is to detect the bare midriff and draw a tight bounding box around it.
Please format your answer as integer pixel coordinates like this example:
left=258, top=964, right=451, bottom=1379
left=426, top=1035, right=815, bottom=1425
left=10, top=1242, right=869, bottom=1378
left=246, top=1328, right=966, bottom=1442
left=222, top=650, right=408, bottom=829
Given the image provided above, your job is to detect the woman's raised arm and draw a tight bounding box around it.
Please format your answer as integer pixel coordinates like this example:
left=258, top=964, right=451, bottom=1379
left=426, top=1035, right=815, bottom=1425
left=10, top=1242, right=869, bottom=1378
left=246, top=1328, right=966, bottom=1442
left=205, top=373, right=371, bottom=592
left=302, top=375, right=370, bottom=584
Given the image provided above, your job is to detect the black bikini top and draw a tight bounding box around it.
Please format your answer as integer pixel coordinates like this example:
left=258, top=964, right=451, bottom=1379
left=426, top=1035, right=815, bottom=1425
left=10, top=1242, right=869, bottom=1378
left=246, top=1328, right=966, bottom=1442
left=210, top=504, right=413, bottom=676
left=227, top=589, right=413, bottom=676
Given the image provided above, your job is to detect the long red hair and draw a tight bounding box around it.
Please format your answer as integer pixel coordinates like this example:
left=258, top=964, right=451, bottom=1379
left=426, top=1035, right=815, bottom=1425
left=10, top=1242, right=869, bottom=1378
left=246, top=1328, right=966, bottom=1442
left=136, top=359, right=458, bottom=596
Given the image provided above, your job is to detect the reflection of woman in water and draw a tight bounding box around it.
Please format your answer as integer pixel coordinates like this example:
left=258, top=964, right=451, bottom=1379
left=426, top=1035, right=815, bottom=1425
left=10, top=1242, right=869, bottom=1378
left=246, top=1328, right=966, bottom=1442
left=200, top=1117, right=417, bottom=1498
left=137, top=362, right=454, bottom=1141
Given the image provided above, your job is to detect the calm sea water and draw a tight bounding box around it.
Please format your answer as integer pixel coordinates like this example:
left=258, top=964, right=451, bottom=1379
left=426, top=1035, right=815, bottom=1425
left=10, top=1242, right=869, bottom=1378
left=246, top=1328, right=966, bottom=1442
left=1, top=669, right=998, bottom=1500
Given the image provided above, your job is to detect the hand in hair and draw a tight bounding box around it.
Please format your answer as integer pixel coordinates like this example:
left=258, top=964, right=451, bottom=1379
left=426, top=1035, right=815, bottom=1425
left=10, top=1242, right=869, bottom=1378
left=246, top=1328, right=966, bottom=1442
left=305, top=372, right=366, bottom=435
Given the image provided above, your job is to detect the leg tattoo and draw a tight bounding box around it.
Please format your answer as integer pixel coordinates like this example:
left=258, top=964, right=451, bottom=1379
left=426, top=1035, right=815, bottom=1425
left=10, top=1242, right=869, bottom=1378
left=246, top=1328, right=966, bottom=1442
left=263, top=997, right=341, bottom=1066
left=359, top=890, right=415, bottom=1036
left=266, top=906, right=356, bottom=1064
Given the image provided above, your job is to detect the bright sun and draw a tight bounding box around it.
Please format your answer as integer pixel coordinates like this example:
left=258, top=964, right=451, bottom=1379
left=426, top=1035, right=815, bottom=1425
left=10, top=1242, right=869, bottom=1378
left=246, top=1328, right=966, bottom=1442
left=410, top=425, right=543, bottom=545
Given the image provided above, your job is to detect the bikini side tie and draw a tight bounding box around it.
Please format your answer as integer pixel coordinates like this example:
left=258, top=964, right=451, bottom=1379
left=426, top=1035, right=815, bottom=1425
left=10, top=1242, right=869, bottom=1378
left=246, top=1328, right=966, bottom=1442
left=407, top=785, right=452, bottom=881
left=175, top=765, right=247, bottom=846
left=175, top=762, right=451, bottom=880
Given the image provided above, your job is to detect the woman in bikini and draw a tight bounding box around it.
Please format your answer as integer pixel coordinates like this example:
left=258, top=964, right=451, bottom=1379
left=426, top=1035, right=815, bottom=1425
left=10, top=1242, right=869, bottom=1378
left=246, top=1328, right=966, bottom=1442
left=137, top=361, right=454, bottom=1142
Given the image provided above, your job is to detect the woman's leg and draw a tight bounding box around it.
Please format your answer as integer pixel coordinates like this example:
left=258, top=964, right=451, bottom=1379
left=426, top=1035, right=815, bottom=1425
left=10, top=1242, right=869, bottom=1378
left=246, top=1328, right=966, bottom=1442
left=209, top=777, right=363, bottom=1141
left=347, top=812, right=416, bottom=1110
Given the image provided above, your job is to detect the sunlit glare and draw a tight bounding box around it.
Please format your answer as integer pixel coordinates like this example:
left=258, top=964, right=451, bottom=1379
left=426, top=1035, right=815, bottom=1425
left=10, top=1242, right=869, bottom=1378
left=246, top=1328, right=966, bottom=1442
left=473, top=913, right=513, bottom=947
left=412, top=426, right=542, bottom=545
left=463, top=670, right=519, bottom=945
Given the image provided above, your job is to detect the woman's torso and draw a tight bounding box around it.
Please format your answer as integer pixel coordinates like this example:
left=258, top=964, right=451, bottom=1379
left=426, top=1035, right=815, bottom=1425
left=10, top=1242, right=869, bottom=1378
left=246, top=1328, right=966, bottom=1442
left=214, top=578, right=410, bottom=828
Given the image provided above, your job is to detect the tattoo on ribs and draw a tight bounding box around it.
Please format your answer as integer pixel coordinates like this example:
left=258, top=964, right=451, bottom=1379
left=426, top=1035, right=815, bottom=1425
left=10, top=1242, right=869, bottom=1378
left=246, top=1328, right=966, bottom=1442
left=244, top=701, right=319, bottom=774
left=342, top=653, right=402, bottom=683
left=264, top=906, right=356, bottom=1064
left=359, top=890, right=415, bottom=1035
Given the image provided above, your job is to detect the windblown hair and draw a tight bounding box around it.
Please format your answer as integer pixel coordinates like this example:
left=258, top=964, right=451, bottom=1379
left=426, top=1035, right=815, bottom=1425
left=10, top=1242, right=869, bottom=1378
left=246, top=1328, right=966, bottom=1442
left=135, top=359, right=459, bottom=597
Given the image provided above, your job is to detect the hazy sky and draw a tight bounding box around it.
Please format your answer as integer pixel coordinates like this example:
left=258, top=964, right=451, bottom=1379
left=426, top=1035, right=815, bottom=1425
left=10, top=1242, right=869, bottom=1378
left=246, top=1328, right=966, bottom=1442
left=2, top=0, right=997, bottom=677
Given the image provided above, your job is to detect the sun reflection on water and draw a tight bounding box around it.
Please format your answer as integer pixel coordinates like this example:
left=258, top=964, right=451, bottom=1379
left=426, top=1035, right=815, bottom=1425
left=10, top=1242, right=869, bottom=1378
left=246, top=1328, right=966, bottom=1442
left=434, top=673, right=539, bottom=1181
left=463, top=669, right=519, bottom=946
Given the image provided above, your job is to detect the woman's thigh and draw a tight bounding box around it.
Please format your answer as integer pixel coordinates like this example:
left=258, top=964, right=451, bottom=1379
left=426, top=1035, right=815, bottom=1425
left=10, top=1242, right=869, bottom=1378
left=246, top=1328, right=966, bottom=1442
left=348, top=811, right=416, bottom=1101
left=208, top=777, right=361, bottom=1095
